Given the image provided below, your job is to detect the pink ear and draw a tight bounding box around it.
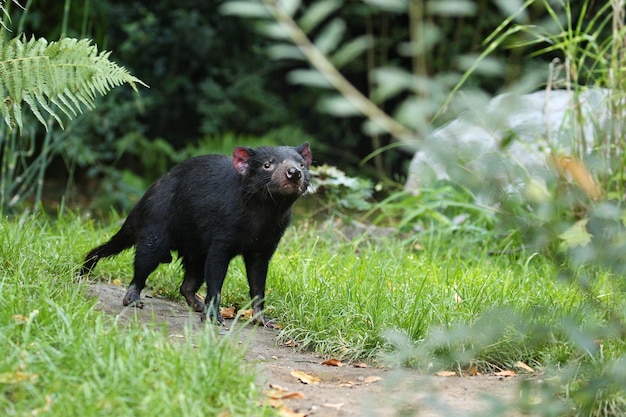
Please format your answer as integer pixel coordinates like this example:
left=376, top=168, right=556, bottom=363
left=297, top=142, right=312, bottom=167
left=233, top=147, right=252, bottom=175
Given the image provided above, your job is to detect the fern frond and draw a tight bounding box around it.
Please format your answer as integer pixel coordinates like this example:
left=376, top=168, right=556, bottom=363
left=0, top=35, right=147, bottom=132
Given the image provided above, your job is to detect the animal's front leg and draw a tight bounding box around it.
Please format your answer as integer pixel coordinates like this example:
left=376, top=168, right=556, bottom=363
left=201, top=252, right=231, bottom=325
left=244, top=252, right=278, bottom=329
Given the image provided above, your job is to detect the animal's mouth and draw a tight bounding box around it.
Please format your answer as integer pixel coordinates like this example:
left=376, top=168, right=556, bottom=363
left=267, top=182, right=304, bottom=196
left=280, top=182, right=303, bottom=193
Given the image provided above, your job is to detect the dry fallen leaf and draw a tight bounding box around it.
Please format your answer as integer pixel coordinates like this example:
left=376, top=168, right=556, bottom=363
left=0, top=371, right=39, bottom=384
left=363, top=376, right=383, bottom=384
left=12, top=309, right=39, bottom=324
left=237, top=309, right=254, bottom=320
left=323, top=403, right=344, bottom=410
left=264, top=385, right=306, bottom=400
left=514, top=361, right=535, bottom=373
left=354, top=362, right=367, bottom=368
left=31, top=394, right=52, bottom=416
left=11, top=314, right=29, bottom=323
left=468, top=365, right=480, bottom=376
left=264, top=398, right=284, bottom=409
left=435, top=371, right=457, bottom=377
left=220, top=306, right=236, bottom=319
left=454, top=292, right=463, bottom=304
left=290, top=370, right=320, bottom=385
left=112, top=278, right=122, bottom=286
left=262, top=385, right=307, bottom=417
left=281, top=391, right=306, bottom=400
left=321, top=358, right=343, bottom=367
left=264, top=389, right=287, bottom=399
left=552, top=155, right=602, bottom=201
left=494, top=370, right=516, bottom=378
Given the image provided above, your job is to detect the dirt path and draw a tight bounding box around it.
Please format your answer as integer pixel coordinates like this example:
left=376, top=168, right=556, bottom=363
left=87, top=282, right=526, bottom=417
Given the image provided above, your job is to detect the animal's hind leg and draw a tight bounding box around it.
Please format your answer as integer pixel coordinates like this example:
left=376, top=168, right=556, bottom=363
left=123, top=237, right=168, bottom=308
left=180, top=258, right=205, bottom=313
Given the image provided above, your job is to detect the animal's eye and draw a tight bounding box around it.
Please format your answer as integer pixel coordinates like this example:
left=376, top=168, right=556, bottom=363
left=263, top=161, right=273, bottom=169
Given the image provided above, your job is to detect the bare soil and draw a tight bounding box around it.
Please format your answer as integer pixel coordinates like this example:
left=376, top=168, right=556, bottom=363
left=87, top=282, right=528, bottom=417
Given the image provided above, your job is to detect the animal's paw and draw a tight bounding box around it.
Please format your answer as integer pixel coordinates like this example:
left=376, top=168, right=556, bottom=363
left=125, top=300, right=144, bottom=309
left=181, top=291, right=205, bottom=313
left=122, top=286, right=144, bottom=309
left=253, top=314, right=280, bottom=329
left=200, top=310, right=225, bottom=326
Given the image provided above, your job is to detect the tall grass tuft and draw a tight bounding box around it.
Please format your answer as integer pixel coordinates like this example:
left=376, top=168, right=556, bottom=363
left=0, top=216, right=272, bottom=417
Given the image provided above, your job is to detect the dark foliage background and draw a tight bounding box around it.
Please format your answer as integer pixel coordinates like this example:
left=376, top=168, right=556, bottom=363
left=9, top=0, right=601, bottom=198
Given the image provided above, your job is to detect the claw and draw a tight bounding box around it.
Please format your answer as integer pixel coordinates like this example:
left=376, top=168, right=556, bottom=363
left=253, top=314, right=280, bottom=329
left=122, top=285, right=143, bottom=308
left=200, top=310, right=225, bottom=326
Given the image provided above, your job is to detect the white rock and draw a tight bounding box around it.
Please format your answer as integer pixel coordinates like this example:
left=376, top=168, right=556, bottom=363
left=405, top=88, right=617, bottom=201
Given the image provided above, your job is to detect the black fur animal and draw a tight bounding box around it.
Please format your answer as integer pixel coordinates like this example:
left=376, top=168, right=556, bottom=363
left=81, top=143, right=312, bottom=327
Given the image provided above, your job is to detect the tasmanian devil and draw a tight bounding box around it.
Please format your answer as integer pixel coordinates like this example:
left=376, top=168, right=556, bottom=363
left=81, top=143, right=312, bottom=327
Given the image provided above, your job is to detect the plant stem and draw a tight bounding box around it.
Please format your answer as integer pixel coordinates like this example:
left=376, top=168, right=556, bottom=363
left=33, top=121, right=53, bottom=212
left=17, top=0, right=33, bottom=34
left=365, top=13, right=385, bottom=176
left=261, top=0, right=418, bottom=145
left=61, top=0, right=71, bottom=39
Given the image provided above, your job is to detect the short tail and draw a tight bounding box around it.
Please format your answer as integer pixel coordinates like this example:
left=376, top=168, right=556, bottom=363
left=81, top=221, right=136, bottom=276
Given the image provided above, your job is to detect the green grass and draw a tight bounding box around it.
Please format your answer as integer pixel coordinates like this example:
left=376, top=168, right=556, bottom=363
left=265, top=225, right=622, bottom=367
left=2, top=211, right=626, bottom=416
left=260, top=221, right=626, bottom=415
left=0, top=216, right=273, bottom=417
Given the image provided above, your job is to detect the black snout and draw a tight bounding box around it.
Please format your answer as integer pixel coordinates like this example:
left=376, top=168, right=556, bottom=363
left=286, top=166, right=302, bottom=180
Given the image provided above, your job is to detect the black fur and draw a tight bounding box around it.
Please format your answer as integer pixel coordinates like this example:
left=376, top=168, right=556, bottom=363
left=82, top=143, right=312, bottom=327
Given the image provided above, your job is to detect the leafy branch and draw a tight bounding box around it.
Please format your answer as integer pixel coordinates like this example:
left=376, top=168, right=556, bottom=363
left=0, top=35, right=146, bottom=132
left=264, top=0, right=415, bottom=143
left=221, top=0, right=419, bottom=144
left=0, top=0, right=146, bottom=213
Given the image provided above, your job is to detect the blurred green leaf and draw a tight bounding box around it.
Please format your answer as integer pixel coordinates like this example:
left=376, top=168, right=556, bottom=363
left=220, top=1, right=271, bottom=18
left=317, top=94, right=360, bottom=116
left=362, top=119, right=388, bottom=137
left=456, top=54, right=504, bottom=76
left=394, top=97, right=431, bottom=130
left=330, top=35, right=373, bottom=68
left=558, top=219, right=592, bottom=251
left=279, top=0, right=302, bottom=17
left=397, top=22, right=441, bottom=56
left=371, top=67, right=414, bottom=102
left=287, top=69, right=332, bottom=88
left=493, top=0, right=528, bottom=22
left=362, top=0, right=407, bottom=13
left=314, top=18, right=346, bottom=54
left=299, top=0, right=343, bottom=33
left=426, top=0, right=477, bottom=17
left=253, top=21, right=290, bottom=39
left=267, top=43, right=305, bottom=60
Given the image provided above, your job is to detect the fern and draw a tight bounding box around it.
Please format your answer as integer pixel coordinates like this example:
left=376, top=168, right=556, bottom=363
left=0, top=35, right=146, bottom=131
